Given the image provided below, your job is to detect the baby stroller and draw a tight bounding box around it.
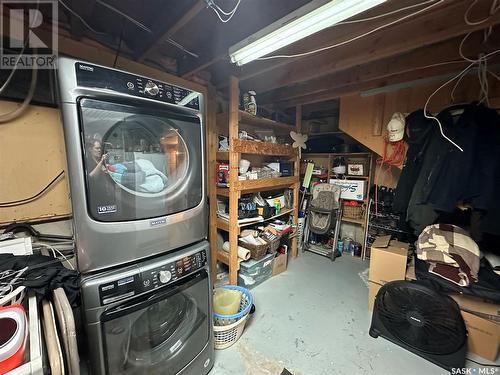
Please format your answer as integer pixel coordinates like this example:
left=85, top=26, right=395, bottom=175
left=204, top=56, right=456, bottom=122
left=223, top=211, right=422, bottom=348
left=303, top=183, right=343, bottom=261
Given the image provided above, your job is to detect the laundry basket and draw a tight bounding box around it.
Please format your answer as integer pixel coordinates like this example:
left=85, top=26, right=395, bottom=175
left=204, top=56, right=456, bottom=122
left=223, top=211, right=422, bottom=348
left=213, top=286, right=253, bottom=350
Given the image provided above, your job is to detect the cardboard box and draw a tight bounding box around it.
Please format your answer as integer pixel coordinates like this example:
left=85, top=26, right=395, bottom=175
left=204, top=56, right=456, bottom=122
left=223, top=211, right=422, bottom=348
left=368, top=236, right=409, bottom=285
left=368, top=281, right=382, bottom=312
left=451, top=294, right=500, bottom=323
left=461, top=310, right=500, bottom=361
left=272, top=253, right=287, bottom=276
left=329, top=179, right=365, bottom=201
left=406, top=257, right=416, bottom=281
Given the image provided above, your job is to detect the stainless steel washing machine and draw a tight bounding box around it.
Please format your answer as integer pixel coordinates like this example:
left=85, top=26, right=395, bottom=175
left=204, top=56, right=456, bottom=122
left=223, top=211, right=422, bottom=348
left=57, top=57, right=207, bottom=273
left=81, top=240, right=214, bottom=375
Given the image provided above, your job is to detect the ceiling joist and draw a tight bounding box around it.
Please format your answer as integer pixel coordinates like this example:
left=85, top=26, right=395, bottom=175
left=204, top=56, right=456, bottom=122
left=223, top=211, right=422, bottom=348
left=260, top=32, right=496, bottom=106
left=138, top=0, right=206, bottom=61
left=236, top=0, right=500, bottom=94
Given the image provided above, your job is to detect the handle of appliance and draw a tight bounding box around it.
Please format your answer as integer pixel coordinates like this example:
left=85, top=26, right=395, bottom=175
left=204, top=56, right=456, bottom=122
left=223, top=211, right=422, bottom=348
left=78, top=98, right=201, bottom=124
left=101, top=269, right=208, bottom=322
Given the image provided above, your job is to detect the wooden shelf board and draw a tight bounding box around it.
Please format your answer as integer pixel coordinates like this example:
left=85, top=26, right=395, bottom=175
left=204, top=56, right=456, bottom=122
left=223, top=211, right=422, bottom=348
left=303, top=152, right=371, bottom=157
left=216, top=151, right=229, bottom=160
left=216, top=218, right=235, bottom=233
left=216, top=187, right=230, bottom=197
left=344, top=175, right=369, bottom=180
left=217, top=250, right=241, bottom=270
left=309, top=131, right=344, bottom=136
left=217, top=110, right=295, bottom=132
left=341, top=217, right=365, bottom=225
left=236, top=176, right=299, bottom=192
left=239, top=208, right=295, bottom=229
left=232, top=139, right=297, bottom=157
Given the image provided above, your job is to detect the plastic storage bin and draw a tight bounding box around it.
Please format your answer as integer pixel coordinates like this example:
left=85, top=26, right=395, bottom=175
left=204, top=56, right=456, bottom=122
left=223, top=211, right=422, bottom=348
left=237, top=253, right=274, bottom=289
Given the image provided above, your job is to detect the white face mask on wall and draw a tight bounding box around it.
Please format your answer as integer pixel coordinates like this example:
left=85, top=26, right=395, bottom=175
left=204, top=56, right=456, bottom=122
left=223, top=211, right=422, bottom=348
left=387, top=112, right=406, bottom=142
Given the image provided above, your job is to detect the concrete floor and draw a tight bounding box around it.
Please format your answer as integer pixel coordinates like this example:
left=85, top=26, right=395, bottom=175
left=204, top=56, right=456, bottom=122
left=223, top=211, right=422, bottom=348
left=27, top=221, right=499, bottom=374
left=211, top=252, right=497, bottom=375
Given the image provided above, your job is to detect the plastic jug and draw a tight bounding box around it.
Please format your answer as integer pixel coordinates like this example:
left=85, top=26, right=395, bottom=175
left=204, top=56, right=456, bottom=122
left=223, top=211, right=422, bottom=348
left=213, top=288, right=242, bottom=316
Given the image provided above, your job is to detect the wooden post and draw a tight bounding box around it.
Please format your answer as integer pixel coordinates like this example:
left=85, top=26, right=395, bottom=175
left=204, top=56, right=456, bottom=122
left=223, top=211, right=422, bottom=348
left=206, top=84, right=218, bottom=284
left=228, top=76, right=240, bottom=285
left=291, top=105, right=302, bottom=258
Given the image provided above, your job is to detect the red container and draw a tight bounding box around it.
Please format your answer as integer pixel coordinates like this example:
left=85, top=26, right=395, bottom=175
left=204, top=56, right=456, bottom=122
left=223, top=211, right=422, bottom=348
left=0, top=304, right=27, bottom=375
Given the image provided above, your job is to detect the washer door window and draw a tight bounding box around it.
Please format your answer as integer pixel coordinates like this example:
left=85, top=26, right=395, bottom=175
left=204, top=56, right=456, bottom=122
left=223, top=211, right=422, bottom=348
left=79, top=98, right=202, bottom=221
left=101, top=271, right=209, bottom=375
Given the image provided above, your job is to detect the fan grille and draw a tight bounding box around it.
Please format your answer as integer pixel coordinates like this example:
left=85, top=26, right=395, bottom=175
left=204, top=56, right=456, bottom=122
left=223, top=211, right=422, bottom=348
left=376, top=282, right=466, bottom=355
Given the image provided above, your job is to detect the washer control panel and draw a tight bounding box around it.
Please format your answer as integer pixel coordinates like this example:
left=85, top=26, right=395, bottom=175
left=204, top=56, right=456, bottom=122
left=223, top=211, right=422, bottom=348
left=98, top=249, right=207, bottom=305
left=75, top=62, right=200, bottom=110
left=138, top=250, right=207, bottom=292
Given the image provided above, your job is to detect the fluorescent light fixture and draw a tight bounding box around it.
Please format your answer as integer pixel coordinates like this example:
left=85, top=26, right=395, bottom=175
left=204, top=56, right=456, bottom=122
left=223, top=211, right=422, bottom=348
left=229, top=0, right=387, bottom=66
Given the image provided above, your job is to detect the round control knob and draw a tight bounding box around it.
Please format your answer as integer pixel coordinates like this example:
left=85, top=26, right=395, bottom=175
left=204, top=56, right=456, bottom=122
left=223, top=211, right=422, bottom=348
left=145, top=81, right=159, bottom=96
left=158, top=270, right=172, bottom=284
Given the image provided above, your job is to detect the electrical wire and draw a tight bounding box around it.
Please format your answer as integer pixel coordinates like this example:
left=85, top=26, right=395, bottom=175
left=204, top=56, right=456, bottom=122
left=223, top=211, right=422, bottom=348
left=33, top=242, right=75, bottom=270
left=212, top=0, right=240, bottom=15
left=464, top=0, right=500, bottom=26
left=58, top=0, right=107, bottom=35
left=422, top=62, right=476, bottom=152
left=0, top=170, right=64, bottom=207
left=113, top=25, right=124, bottom=68
left=336, top=0, right=439, bottom=24
left=0, top=64, right=38, bottom=124
left=0, top=1, right=40, bottom=122
left=207, top=0, right=241, bottom=23
left=166, top=38, right=199, bottom=58
left=257, top=0, right=445, bottom=60
left=95, top=0, right=152, bottom=33
left=423, top=44, right=500, bottom=151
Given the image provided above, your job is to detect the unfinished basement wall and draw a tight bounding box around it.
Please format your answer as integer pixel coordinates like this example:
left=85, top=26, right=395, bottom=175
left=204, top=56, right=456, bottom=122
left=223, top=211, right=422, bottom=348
left=0, top=101, right=71, bottom=224
left=339, top=75, right=500, bottom=188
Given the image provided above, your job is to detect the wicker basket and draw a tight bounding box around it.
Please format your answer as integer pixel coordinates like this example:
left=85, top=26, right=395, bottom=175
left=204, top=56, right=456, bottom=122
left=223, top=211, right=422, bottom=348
left=238, top=239, right=269, bottom=259
left=213, top=285, right=253, bottom=350
left=343, top=204, right=365, bottom=219
left=214, top=314, right=249, bottom=350
left=260, top=232, right=281, bottom=254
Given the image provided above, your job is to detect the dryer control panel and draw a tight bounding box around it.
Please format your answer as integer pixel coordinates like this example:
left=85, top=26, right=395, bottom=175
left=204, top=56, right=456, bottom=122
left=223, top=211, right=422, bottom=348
left=75, top=62, right=200, bottom=110
left=98, top=249, right=207, bottom=305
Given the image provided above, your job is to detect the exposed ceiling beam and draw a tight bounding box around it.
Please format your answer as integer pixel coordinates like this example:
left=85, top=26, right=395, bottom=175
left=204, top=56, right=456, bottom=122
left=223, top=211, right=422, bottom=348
left=277, top=59, right=498, bottom=108
left=259, top=32, right=492, bottom=105
left=183, top=0, right=420, bottom=79
left=138, top=0, right=206, bottom=61
left=179, top=0, right=312, bottom=78
left=237, top=0, right=500, bottom=93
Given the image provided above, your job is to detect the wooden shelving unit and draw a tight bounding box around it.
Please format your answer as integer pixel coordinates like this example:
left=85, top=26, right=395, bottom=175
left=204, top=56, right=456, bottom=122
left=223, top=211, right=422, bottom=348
left=302, top=152, right=373, bottom=255
left=208, top=76, right=301, bottom=285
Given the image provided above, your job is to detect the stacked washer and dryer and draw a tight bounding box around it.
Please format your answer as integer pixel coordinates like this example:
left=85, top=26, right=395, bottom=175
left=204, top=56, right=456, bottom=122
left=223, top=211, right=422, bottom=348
left=57, top=57, right=214, bottom=375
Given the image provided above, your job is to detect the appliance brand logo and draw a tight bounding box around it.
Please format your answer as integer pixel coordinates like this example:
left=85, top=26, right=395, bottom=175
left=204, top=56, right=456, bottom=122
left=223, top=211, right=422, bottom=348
left=101, top=284, right=114, bottom=291
left=97, top=205, right=117, bottom=214
left=150, top=218, right=167, bottom=226
left=1, top=0, right=58, bottom=69
left=78, top=64, right=94, bottom=72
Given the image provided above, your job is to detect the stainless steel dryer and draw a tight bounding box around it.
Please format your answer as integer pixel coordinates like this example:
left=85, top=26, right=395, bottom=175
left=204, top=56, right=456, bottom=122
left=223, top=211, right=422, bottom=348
left=57, top=57, right=207, bottom=273
left=81, top=240, right=214, bottom=375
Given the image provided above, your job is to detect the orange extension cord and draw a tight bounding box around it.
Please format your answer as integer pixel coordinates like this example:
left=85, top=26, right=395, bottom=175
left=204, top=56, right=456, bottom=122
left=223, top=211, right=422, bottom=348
left=374, top=136, right=406, bottom=215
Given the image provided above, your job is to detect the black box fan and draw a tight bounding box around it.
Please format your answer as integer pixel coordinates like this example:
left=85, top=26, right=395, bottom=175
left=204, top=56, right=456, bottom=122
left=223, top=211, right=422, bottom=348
left=369, top=280, right=467, bottom=371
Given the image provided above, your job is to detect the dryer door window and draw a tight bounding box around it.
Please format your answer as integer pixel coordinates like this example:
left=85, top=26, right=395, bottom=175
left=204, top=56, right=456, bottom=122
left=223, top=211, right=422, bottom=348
left=78, top=98, right=203, bottom=222
left=101, top=271, right=210, bottom=375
